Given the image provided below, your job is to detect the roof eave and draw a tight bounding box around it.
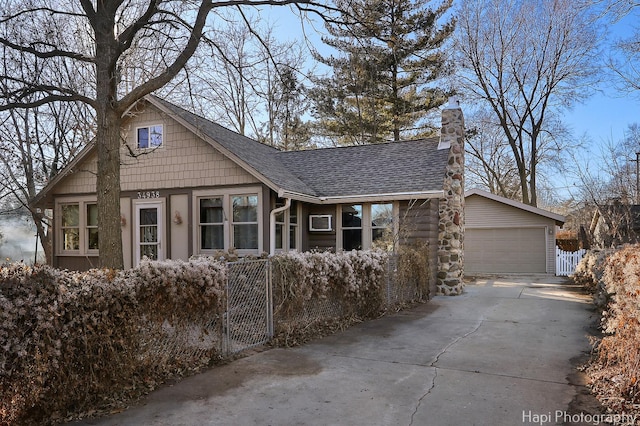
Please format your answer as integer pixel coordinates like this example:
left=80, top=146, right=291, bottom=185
left=278, top=189, right=444, bottom=204
left=30, top=140, right=97, bottom=209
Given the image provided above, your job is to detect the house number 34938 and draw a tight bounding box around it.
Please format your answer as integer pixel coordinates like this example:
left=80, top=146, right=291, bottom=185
left=137, top=190, right=160, bottom=199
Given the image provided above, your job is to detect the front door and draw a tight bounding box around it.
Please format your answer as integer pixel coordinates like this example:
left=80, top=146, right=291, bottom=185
left=135, top=202, right=164, bottom=265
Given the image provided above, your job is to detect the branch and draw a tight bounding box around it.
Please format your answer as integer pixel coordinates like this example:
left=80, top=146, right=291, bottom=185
left=0, top=36, right=93, bottom=63
left=0, top=92, right=96, bottom=111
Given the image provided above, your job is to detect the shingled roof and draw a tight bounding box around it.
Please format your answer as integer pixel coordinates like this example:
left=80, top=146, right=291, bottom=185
left=150, top=96, right=449, bottom=203
left=33, top=96, right=450, bottom=207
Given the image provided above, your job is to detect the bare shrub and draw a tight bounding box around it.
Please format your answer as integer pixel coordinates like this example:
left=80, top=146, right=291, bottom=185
left=0, top=258, right=226, bottom=425
left=585, top=245, right=640, bottom=415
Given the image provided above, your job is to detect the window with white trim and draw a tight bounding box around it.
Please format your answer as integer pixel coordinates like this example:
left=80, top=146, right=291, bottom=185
left=342, top=204, right=363, bottom=251
left=199, top=197, right=224, bottom=250
left=61, top=204, right=80, bottom=251
left=371, top=203, right=393, bottom=250
left=232, top=195, right=258, bottom=250
left=137, top=124, right=163, bottom=149
left=194, top=189, right=262, bottom=255
left=289, top=201, right=299, bottom=250
left=57, top=199, right=98, bottom=255
left=86, top=203, right=99, bottom=251
left=274, top=199, right=299, bottom=252
left=338, top=203, right=396, bottom=251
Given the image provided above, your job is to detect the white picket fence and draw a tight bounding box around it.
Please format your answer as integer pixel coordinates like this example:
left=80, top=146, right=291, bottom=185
left=556, top=247, right=586, bottom=276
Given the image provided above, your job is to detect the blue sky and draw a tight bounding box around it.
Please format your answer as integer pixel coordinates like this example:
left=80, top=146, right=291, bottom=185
left=261, top=4, right=639, bottom=147
left=565, top=11, right=639, bottom=148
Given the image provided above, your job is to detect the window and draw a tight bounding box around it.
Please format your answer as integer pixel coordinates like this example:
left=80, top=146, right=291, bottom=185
left=139, top=207, right=159, bottom=260
left=137, top=125, right=163, bottom=149
left=232, top=195, right=258, bottom=250
left=57, top=199, right=98, bottom=254
left=194, top=189, right=262, bottom=255
left=371, top=203, right=393, bottom=250
left=342, top=204, right=363, bottom=251
left=61, top=204, right=80, bottom=251
left=338, top=203, right=396, bottom=251
left=199, top=197, right=224, bottom=250
left=289, top=201, right=299, bottom=250
left=86, top=203, right=99, bottom=250
left=274, top=200, right=299, bottom=252
left=275, top=202, right=285, bottom=250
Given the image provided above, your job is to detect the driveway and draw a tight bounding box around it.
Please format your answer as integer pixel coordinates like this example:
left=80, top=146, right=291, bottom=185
left=70, top=275, right=597, bottom=426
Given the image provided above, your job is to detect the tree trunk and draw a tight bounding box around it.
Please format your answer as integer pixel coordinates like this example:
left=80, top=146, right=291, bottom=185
left=95, top=8, right=124, bottom=270
left=31, top=211, right=51, bottom=264
left=95, top=106, right=124, bottom=269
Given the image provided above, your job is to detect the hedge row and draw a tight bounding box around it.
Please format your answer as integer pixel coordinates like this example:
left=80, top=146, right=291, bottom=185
left=1, top=249, right=414, bottom=425
left=0, top=258, right=226, bottom=425
left=575, top=245, right=640, bottom=413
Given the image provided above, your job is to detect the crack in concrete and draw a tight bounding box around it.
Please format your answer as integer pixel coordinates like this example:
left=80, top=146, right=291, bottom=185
left=434, top=365, right=570, bottom=386
left=408, top=319, right=485, bottom=426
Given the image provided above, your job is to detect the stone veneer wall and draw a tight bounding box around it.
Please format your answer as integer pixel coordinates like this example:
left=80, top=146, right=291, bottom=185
left=437, top=105, right=465, bottom=295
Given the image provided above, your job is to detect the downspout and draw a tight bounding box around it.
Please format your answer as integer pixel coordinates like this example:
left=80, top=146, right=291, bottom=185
left=269, top=198, right=291, bottom=256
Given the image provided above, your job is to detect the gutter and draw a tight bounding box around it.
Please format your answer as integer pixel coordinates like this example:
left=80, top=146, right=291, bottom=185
left=269, top=198, right=291, bottom=256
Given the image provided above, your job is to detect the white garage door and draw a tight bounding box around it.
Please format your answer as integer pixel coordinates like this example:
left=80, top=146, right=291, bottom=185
left=465, top=227, right=547, bottom=274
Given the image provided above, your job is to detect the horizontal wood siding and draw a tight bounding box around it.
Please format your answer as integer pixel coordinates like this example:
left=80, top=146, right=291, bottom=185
left=303, top=204, right=337, bottom=251
left=54, top=256, right=98, bottom=270
left=466, top=194, right=552, bottom=228
left=399, top=199, right=438, bottom=296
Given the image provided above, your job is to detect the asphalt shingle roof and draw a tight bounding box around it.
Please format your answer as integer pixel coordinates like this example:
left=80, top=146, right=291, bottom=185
left=279, top=140, right=447, bottom=197
left=151, top=96, right=449, bottom=200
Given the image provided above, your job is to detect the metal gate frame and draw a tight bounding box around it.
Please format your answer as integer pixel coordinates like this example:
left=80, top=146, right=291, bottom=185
left=223, top=259, right=273, bottom=355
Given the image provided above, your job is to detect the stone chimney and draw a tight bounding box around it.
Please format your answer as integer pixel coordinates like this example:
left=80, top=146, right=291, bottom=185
left=437, top=97, right=465, bottom=295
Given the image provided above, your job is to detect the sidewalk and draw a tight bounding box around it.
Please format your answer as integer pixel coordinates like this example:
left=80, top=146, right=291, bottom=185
left=70, top=275, right=595, bottom=426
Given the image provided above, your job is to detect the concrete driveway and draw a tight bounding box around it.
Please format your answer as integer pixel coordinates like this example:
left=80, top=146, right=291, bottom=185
left=70, top=275, right=597, bottom=426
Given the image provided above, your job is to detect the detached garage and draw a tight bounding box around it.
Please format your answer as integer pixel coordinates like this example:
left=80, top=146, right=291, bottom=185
left=464, top=189, right=565, bottom=274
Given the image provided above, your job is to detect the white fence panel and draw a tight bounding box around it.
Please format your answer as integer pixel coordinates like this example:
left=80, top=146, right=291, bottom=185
left=556, top=247, right=586, bottom=276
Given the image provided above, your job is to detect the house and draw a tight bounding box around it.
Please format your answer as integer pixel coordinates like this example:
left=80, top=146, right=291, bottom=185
left=33, top=95, right=466, bottom=295
left=464, top=189, right=565, bottom=275
left=590, top=203, right=640, bottom=248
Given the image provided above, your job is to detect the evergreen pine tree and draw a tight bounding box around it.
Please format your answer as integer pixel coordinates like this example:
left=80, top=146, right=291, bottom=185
left=310, top=0, right=455, bottom=144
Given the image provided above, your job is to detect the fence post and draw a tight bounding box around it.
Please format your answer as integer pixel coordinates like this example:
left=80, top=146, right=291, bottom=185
left=266, top=259, right=273, bottom=338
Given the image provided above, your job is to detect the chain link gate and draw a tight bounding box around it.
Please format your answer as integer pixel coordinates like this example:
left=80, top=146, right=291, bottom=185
left=224, top=259, right=273, bottom=355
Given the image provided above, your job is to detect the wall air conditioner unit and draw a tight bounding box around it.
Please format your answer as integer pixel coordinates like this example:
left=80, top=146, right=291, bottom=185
left=309, top=214, right=333, bottom=232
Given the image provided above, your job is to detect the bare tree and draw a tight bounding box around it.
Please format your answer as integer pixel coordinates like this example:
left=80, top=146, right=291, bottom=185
left=184, top=13, right=310, bottom=146
left=0, top=0, right=339, bottom=269
left=607, top=3, right=640, bottom=96
left=0, top=101, right=93, bottom=263
left=454, top=0, right=602, bottom=206
left=568, top=125, right=640, bottom=247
